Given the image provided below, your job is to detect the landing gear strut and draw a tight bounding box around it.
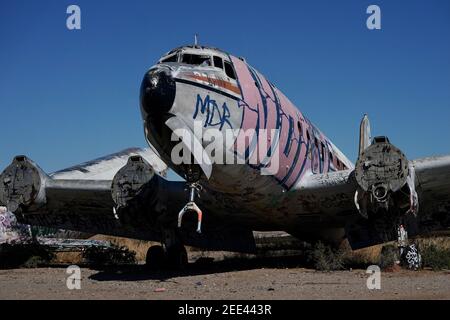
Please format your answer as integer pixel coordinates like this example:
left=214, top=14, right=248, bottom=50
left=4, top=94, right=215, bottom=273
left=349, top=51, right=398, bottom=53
left=178, top=182, right=203, bottom=234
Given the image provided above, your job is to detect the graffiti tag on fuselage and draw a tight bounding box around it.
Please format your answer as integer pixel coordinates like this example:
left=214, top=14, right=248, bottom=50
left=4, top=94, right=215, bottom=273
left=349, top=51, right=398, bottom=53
left=193, top=94, right=232, bottom=130
left=231, top=60, right=336, bottom=190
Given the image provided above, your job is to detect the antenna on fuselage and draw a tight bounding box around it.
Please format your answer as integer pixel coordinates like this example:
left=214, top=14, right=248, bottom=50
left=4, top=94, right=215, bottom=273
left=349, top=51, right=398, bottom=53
left=194, top=34, right=199, bottom=47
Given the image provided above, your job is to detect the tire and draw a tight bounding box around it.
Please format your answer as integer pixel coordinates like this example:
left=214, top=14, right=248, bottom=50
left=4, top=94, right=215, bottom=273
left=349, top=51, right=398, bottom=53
left=166, top=244, right=188, bottom=269
left=145, top=245, right=165, bottom=270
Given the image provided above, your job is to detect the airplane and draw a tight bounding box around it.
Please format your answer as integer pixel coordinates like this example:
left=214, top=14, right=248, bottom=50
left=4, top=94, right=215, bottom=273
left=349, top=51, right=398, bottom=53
left=1, top=44, right=449, bottom=268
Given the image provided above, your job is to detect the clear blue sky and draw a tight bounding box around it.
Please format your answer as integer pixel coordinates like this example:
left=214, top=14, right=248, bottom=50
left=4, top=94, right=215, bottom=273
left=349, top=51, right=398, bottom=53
left=1, top=0, right=449, bottom=176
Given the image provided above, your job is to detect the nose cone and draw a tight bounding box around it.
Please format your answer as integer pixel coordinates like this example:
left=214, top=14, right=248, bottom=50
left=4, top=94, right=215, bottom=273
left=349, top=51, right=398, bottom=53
left=140, top=68, right=176, bottom=117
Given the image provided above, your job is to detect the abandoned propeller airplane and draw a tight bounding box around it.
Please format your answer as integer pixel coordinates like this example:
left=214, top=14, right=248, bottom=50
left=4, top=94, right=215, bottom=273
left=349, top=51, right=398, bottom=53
left=1, top=45, right=449, bottom=267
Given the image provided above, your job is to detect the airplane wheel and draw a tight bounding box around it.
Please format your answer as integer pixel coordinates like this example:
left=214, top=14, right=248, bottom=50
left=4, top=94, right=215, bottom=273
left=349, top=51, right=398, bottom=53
left=145, top=245, right=165, bottom=269
left=166, top=244, right=188, bottom=269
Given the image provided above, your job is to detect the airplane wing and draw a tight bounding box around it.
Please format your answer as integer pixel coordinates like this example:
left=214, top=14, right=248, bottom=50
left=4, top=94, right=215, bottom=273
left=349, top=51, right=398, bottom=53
left=50, top=147, right=168, bottom=180
left=0, top=148, right=169, bottom=236
left=290, top=155, right=450, bottom=249
left=0, top=149, right=258, bottom=253
left=412, top=155, right=450, bottom=232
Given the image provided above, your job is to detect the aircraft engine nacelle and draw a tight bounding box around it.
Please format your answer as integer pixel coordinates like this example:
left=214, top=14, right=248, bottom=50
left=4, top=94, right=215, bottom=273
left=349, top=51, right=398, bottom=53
left=111, top=155, right=157, bottom=212
left=355, top=136, right=409, bottom=203
left=110, top=155, right=177, bottom=230
left=0, top=156, right=48, bottom=213
left=354, top=136, right=418, bottom=218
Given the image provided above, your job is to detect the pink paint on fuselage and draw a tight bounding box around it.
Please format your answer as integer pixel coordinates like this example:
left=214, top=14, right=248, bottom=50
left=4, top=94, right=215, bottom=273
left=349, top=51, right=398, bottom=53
left=230, top=55, right=343, bottom=189
left=231, top=57, right=262, bottom=165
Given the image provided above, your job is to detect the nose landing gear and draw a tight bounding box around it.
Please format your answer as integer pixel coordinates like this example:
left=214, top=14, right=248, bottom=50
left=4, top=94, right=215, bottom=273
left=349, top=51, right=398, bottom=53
left=178, top=182, right=203, bottom=234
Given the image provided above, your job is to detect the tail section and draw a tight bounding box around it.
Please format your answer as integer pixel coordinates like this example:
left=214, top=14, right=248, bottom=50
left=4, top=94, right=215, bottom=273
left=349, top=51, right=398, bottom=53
left=358, top=114, right=371, bottom=157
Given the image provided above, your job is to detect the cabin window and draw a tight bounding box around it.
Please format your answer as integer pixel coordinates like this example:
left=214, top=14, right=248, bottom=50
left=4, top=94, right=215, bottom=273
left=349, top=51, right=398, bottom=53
left=297, top=121, right=302, bottom=135
left=160, top=54, right=177, bottom=63
left=224, top=61, right=236, bottom=80
left=182, top=54, right=211, bottom=66
left=321, top=143, right=325, bottom=160
left=306, top=130, right=311, bottom=142
left=329, top=151, right=334, bottom=162
left=213, top=56, right=223, bottom=69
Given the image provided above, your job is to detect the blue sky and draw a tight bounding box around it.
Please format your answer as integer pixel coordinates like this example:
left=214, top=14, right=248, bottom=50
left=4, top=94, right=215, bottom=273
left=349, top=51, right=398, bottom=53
left=1, top=0, right=449, bottom=177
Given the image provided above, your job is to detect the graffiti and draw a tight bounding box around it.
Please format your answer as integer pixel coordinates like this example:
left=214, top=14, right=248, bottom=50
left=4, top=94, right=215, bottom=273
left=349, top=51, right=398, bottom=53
left=0, top=207, right=32, bottom=244
left=193, top=94, right=232, bottom=130
left=184, top=56, right=348, bottom=190
left=326, top=141, right=337, bottom=172
left=0, top=213, right=12, bottom=229
left=402, top=244, right=422, bottom=270
left=232, top=57, right=315, bottom=190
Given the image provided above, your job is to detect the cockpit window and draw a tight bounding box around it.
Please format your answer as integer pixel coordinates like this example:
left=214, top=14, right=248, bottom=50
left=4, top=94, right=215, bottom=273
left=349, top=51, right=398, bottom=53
left=160, top=54, right=178, bottom=63
left=213, top=56, right=223, bottom=69
left=182, top=54, right=211, bottom=66
left=224, top=61, right=236, bottom=80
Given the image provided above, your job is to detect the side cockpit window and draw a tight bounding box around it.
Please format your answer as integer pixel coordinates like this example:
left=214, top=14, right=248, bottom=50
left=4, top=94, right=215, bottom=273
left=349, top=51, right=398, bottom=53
left=182, top=54, right=211, bottom=66
left=224, top=61, right=236, bottom=80
left=213, top=56, right=223, bottom=69
left=160, top=54, right=178, bottom=63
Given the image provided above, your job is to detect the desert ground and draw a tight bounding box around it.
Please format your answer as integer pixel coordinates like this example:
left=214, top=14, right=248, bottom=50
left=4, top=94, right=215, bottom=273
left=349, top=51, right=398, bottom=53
left=1, top=259, right=450, bottom=300
left=1, top=234, right=450, bottom=300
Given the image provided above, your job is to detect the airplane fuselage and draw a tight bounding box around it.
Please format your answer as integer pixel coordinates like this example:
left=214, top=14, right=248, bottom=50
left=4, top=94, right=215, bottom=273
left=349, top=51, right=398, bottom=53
left=140, top=46, right=354, bottom=231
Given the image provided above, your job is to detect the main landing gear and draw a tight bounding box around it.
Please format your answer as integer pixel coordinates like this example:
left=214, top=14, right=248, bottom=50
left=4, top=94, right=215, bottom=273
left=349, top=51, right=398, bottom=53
left=145, top=229, right=188, bottom=270
left=146, top=168, right=203, bottom=270
left=145, top=244, right=188, bottom=270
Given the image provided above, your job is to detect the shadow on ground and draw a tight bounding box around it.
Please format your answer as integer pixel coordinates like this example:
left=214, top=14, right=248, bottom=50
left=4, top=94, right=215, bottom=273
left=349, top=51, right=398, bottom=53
left=88, top=255, right=309, bottom=282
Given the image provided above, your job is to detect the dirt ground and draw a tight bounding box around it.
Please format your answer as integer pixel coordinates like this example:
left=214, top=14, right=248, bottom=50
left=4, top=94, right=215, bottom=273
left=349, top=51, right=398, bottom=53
left=1, top=259, right=449, bottom=300
left=2, top=234, right=450, bottom=300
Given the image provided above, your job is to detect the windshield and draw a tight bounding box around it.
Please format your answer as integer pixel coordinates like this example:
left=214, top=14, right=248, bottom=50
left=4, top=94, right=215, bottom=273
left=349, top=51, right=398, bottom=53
left=181, top=54, right=211, bottom=66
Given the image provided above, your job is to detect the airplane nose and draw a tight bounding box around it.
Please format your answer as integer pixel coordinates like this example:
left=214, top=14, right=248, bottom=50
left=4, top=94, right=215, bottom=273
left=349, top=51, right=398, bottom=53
left=140, top=68, right=176, bottom=117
